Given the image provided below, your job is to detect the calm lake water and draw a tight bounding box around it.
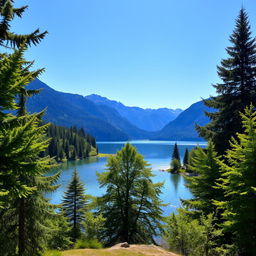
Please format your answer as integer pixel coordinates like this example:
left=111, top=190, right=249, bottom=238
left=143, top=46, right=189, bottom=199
left=48, top=140, right=206, bottom=216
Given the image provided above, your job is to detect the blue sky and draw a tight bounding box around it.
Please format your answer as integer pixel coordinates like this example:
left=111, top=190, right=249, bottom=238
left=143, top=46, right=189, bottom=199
left=12, top=0, right=256, bottom=109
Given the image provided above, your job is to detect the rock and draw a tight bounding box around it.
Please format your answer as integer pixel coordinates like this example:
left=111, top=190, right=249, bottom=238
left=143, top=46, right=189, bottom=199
left=120, top=242, right=130, bottom=248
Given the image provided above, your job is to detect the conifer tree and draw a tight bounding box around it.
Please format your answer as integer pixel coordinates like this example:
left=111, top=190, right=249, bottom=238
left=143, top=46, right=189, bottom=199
left=170, top=143, right=181, bottom=173
left=214, top=105, right=256, bottom=256
left=197, top=8, right=256, bottom=154
left=172, top=143, right=180, bottom=162
left=62, top=169, right=88, bottom=243
left=183, top=148, right=189, bottom=170
left=182, top=142, right=222, bottom=216
left=0, top=2, right=60, bottom=255
left=98, top=143, right=164, bottom=245
left=0, top=0, right=47, bottom=49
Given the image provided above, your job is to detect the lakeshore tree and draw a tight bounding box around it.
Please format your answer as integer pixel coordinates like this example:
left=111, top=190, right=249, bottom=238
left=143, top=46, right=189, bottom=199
left=62, top=169, right=88, bottom=243
left=98, top=143, right=164, bottom=245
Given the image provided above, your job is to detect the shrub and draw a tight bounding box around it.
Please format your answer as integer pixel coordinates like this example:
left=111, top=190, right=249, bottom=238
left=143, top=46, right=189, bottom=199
left=170, top=158, right=181, bottom=173
left=74, top=238, right=103, bottom=249
left=43, top=250, right=61, bottom=256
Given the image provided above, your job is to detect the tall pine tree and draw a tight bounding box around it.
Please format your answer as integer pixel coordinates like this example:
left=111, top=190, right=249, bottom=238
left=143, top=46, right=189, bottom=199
left=62, top=169, right=88, bottom=243
left=197, top=8, right=256, bottom=154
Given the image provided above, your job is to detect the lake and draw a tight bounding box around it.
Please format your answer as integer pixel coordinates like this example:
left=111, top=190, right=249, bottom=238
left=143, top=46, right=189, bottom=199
left=48, top=140, right=206, bottom=216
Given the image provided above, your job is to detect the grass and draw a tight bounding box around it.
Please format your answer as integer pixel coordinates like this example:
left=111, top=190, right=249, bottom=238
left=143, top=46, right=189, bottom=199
left=59, top=245, right=180, bottom=256
left=97, top=153, right=115, bottom=157
left=61, top=249, right=148, bottom=256
left=43, top=250, right=61, bottom=256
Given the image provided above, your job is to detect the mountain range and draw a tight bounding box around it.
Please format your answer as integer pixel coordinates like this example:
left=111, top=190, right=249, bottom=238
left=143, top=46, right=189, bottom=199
left=85, top=94, right=182, bottom=132
left=26, top=79, right=211, bottom=141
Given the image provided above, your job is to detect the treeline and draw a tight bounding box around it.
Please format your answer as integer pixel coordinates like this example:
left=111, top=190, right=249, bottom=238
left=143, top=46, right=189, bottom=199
left=45, top=124, right=97, bottom=162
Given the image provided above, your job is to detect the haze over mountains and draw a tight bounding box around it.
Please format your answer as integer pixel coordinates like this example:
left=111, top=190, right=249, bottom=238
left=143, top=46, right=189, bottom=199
left=27, top=79, right=211, bottom=141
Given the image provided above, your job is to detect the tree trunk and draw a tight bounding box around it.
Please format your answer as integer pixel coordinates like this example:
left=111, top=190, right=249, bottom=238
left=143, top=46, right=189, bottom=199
left=18, top=198, right=25, bottom=256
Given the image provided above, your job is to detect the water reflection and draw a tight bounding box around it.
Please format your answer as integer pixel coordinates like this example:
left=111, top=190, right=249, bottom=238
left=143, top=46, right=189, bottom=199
left=170, top=174, right=181, bottom=193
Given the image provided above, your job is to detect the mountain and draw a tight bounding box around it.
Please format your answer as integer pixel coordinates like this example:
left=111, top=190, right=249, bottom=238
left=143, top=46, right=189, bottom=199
left=86, top=94, right=182, bottom=132
left=153, top=100, right=214, bottom=141
left=26, top=79, right=150, bottom=141
left=26, top=79, right=212, bottom=142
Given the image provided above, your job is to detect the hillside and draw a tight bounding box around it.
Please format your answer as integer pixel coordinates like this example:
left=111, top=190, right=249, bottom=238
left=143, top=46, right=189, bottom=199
left=27, top=79, right=150, bottom=141
left=26, top=79, right=212, bottom=141
left=153, top=100, right=213, bottom=141
left=48, top=244, right=179, bottom=256
left=86, top=94, right=182, bottom=132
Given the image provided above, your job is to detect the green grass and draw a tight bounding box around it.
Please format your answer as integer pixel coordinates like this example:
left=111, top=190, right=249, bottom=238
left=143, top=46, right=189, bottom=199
left=43, top=250, right=61, bottom=256
left=74, top=239, right=103, bottom=249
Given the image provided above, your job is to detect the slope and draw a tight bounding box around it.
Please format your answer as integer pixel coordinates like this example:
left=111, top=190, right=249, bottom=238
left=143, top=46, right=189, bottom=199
left=153, top=100, right=213, bottom=141
left=86, top=94, right=182, bottom=132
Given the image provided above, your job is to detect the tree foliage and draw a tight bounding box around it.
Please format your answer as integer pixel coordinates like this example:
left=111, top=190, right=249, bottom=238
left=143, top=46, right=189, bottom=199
left=214, top=105, right=256, bottom=256
left=183, top=148, right=189, bottom=170
left=0, top=0, right=47, bottom=49
left=182, top=142, right=222, bottom=216
left=46, top=124, right=97, bottom=162
left=172, top=142, right=180, bottom=162
left=98, top=143, right=164, bottom=245
left=62, top=169, right=88, bottom=243
left=197, top=8, right=256, bottom=154
left=164, top=209, right=221, bottom=256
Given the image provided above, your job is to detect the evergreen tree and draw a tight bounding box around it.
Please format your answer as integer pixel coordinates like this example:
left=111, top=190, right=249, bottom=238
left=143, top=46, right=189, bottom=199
left=0, top=0, right=47, bottom=49
left=197, top=8, right=256, bottom=154
left=0, top=48, right=52, bottom=206
left=0, top=2, right=60, bottom=255
left=183, top=148, right=189, bottom=170
left=182, top=142, right=222, bottom=216
left=214, top=105, right=256, bottom=256
left=62, top=169, right=88, bottom=243
left=98, top=143, right=164, bottom=246
left=172, top=143, right=180, bottom=162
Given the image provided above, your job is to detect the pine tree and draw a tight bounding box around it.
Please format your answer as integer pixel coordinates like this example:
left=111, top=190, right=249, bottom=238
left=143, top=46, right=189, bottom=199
left=197, top=8, right=256, bottom=155
left=0, top=2, right=61, bottom=255
left=0, top=0, right=47, bottom=49
left=182, top=142, right=222, bottom=217
left=183, top=148, right=189, bottom=170
left=172, top=143, right=180, bottom=162
left=62, top=169, right=88, bottom=243
left=214, top=105, right=256, bottom=256
left=0, top=48, right=52, bottom=205
left=98, top=143, right=164, bottom=246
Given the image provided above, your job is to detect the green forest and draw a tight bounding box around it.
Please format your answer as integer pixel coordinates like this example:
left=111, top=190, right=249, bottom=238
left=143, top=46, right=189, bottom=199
left=46, top=124, right=97, bottom=162
left=0, top=1, right=256, bottom=256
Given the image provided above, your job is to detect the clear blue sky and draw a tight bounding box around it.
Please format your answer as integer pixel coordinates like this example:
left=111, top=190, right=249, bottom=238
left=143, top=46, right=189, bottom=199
left=12, top=0, right=256, bottom=109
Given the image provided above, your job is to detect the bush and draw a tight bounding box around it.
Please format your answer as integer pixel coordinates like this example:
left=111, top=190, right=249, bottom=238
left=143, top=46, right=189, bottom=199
left=43, top=250, right=61, bottom=256
left=170, top=158, right=181, bottom=173
left=74, top=238, right=103, bottom=249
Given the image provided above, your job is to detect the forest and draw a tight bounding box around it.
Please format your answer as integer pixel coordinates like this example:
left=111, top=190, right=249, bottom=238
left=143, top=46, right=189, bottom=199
left=0, top=1, right=256, bottom=256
